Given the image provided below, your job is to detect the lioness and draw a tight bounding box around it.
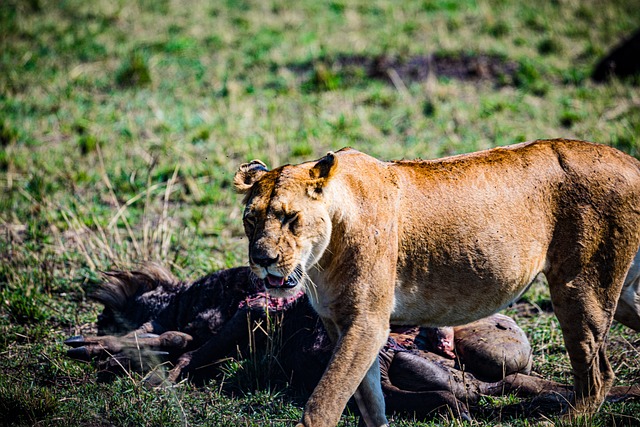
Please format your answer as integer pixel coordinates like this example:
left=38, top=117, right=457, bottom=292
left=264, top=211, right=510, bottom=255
left=234, top=139, right=640, bottom=427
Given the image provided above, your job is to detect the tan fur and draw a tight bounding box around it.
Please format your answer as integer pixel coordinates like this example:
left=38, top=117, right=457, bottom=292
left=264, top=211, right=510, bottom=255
left=234, top=139, right=640, bottom=427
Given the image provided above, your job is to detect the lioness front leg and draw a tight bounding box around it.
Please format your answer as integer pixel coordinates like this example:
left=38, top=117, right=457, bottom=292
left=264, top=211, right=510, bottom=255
left=298, top=317, right=389, bottom=427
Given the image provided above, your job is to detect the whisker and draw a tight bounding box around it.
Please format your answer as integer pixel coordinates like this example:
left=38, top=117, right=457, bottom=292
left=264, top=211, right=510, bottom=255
left=305, top=250, right=324, bottom=272
left=288, top=250, right=323, bottom=303
left=301, top=269, right=320, bottom=303
left=307, top=253, right=323, bottom=273
left=293, top=266, right=306, bottom=289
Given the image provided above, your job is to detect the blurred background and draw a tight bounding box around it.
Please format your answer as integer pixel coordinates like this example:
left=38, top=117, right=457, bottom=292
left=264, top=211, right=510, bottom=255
left=1, top=0, right=639, bottom=425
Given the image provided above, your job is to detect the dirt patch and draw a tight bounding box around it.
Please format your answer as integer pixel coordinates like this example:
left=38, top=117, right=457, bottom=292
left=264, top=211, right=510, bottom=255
left=288, top=53, right=519, bottom=91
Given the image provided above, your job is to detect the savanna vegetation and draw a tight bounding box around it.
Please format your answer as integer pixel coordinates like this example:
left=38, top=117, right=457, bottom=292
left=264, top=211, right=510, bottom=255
left=1, top=0, right=639, bottom=425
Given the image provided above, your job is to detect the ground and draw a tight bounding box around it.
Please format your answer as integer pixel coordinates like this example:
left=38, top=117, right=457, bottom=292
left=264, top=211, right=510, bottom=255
left=1, top=0, right=639, bottom=426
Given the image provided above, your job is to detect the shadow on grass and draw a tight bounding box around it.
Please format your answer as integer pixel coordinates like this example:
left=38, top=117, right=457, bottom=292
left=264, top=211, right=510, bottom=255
left=287, top=52, right=521, bottom=92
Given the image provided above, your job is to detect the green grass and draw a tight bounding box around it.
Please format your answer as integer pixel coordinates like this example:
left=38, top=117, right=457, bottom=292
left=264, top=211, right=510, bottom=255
left=1, top=0, right=640, bottom=425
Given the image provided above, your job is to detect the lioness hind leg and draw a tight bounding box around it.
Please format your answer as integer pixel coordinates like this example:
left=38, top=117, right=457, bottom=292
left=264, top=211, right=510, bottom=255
left=353, top=359, right=388, bottom=427
left=546, top=268, right=623, bottom=415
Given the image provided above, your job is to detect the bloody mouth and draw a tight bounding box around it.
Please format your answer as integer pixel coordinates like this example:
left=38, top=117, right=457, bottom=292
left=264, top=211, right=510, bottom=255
left=265, top=274, right=297, bottom=289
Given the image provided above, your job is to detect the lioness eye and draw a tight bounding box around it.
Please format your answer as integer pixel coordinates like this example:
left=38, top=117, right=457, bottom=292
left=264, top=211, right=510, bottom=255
left=283, top=212, right=299, bottom=227
left=244, top=212, right=256, bottom=228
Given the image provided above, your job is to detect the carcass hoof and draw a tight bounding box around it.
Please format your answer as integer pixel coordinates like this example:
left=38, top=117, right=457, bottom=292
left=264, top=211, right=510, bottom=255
left=64, top=335, right=87, bottom=348
left=66, top=346, right=91, bottom=361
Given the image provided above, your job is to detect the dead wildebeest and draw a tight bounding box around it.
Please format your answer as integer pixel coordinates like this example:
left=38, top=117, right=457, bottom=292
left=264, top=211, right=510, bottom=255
left=65, top=264, right=640, bottom=421
left=67, top=265, right=330, bottom=393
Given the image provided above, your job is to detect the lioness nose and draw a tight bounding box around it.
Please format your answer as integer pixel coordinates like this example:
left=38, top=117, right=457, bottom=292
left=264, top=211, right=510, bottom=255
left=251, top=250, right=279, bottom=268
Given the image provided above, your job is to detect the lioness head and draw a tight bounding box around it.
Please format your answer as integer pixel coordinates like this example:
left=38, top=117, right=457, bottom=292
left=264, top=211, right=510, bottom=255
left=233, top=152, right=338, bottom=297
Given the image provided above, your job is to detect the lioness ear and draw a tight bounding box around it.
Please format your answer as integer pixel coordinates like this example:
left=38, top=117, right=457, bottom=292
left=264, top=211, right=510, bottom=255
left=308, top=152, right=337, bottom=197
left=234, top=160, right=269, bottom=193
